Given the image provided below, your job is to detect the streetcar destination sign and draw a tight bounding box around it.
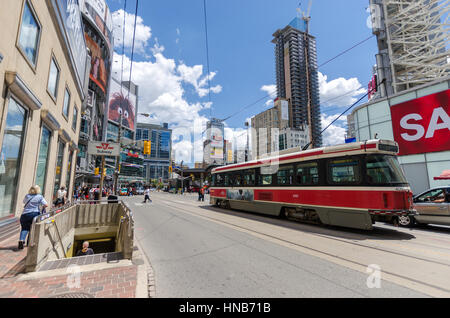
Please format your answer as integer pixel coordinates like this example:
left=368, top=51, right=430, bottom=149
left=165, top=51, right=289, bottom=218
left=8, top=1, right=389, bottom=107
left=88, top=142, right=120, bottom=156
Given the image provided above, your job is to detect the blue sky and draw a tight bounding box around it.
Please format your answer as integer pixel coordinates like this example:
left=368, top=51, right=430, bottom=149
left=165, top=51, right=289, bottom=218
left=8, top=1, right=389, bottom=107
left=107, top=0, right=379, bottom=163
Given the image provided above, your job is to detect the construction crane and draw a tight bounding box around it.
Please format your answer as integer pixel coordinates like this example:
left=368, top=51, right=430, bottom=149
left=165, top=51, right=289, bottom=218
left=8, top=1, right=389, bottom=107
left=300, top=0, right=313, bottom=33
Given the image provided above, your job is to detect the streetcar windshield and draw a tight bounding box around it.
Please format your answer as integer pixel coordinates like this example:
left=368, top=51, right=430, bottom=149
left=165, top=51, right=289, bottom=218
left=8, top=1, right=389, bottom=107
left=365, top=155, right=408, bottom=185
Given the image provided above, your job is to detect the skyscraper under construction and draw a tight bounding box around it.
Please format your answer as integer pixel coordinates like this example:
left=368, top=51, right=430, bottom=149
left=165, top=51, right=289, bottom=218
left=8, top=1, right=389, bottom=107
left=272, top=17, right=322, bottom=148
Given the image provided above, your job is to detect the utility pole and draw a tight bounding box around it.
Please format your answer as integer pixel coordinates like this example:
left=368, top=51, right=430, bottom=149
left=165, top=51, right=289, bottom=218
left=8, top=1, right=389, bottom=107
left=114, top=113, right=122, bottom=195
left=180, top=160, right=184, bottom=194
left=99, top=156, right=105, bottom=198
left=245, top=121, right=249, bottom=162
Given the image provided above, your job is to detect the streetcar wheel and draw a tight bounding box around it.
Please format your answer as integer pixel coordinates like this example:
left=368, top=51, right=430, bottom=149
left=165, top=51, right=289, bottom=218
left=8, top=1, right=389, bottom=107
left=398, top=215, right=414, bottom=227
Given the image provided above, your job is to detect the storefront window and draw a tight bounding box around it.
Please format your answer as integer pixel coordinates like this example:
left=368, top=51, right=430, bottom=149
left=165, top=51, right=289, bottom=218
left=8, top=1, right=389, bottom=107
left=53, top=140, right=65, bottom=197
left=63, top=88, right=70, bottom=119
left=0, top=98, right=28, bottom=219
left=18, top=1, right=41, bottom=66
left=47, top=57, right=60, bottom=98
left=35, top=125, right=51, bottom=192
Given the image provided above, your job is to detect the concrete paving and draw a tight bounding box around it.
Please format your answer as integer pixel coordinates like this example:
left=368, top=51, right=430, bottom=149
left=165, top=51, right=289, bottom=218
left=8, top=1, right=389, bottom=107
left=0, top=232, right=149, bottom=298
left=130, top=192, right=437, bottom=298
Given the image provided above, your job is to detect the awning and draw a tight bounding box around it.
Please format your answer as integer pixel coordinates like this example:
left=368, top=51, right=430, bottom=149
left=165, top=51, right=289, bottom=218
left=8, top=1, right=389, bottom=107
left=434, top=170, right=450, bottom=180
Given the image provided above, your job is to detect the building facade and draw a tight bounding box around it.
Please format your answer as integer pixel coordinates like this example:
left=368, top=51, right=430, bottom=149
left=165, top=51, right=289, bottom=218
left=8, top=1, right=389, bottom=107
left=251, top=98, right=309, bottom=158
left=136, top=123, right=172, bottom=183
left=203, top=118, right=225, bottom=166
left=368, top=0, right=449, bottom=98
left=348, top=77, right=450, bottom=195
left=272, top=17, right=322, bottom=148
left=76, top=0, right=114, bottom=187
left=0, top=0, right=88, bottom=220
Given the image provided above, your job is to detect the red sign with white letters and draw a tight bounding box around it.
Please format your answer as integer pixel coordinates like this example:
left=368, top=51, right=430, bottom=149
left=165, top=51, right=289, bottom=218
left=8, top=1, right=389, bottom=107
left=390, top=89, right=450, bottom=156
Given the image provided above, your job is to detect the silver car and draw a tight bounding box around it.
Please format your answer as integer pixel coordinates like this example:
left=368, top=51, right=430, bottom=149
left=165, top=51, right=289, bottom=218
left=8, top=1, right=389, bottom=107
left=399, top=186, right=450, bottom=227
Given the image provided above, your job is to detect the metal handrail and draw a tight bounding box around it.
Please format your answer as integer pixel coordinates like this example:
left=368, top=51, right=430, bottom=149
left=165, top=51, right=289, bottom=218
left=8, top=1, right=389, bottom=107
left=28, top=199, right=125, bottom=247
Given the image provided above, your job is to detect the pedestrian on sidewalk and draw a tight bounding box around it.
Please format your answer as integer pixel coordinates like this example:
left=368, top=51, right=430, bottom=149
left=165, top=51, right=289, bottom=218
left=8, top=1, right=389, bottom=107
left=76, top=241, right=94, bottom=256
left=143, top=187, right=152, bottom=203
left=18, top=185, right=48, bottom=250
left=55, top=186, right=67, bottom=207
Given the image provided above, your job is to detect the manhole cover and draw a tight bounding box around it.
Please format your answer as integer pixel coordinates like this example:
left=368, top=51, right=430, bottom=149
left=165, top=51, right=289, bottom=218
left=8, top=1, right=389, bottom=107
left=51, top=293, right=94, bottom=298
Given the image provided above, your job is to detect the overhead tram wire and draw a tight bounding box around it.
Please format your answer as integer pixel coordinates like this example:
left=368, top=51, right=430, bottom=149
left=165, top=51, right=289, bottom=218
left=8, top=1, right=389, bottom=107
left=126, top=0, right=139, bottom=102
left=318, top=34, right=375, bottom=69
left=220, top=34, right=377, bottom=123
left=203, top=0, right=213, bottom=118
left=119, top=0, right=128, bottom=95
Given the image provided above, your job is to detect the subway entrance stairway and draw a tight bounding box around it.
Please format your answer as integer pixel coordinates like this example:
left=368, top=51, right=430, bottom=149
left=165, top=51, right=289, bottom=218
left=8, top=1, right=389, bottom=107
left=0, top=201, right=151, bottom=298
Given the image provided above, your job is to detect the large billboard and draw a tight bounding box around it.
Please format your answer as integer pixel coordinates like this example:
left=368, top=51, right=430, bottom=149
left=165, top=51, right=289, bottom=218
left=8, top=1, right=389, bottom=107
left=53, top=0, right=88, bottom=92
left=85, top=33, right=109, bottom=94
left=79, top=0, right=113, bottom=49
left=390, top=89, right=450, bottom=156
left=210, top=147, right=223, bottom=159
left=210, top=127, right=223, bottom=148
left=108, top=79, right=137, bottom=131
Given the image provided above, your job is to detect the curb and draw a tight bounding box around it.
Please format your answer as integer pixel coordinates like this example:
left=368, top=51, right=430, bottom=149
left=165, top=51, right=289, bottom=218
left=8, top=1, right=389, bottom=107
left=133, top=236, right=156, bottom=298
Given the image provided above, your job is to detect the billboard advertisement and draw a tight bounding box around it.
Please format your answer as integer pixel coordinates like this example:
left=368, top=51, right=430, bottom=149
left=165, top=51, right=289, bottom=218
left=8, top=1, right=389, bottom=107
left=53, top=0, right=88, bottom=91
left=390, top=89, right=450, bottom=156
left=210, top=147, right=223, bottom=159
left=85, top=33, right=109, bottom=93
left=108, top=79, right=136, bottom=131
left=79, top=0, right=113, bottom=49
left=210, top=127, right=224, bottom=148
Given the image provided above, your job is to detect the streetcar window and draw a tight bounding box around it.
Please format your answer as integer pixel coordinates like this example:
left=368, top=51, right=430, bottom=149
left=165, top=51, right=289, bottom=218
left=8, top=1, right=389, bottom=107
left=365, top=155, right=407, bottom=185
left=329, top=159, right=361, bottom=184
left=215, top=174, right=224, bottom=186
left=296, top=162, right=319, bottom=185
left=259, top=175, right=272, bottom=185
left=234, top=173, right=242, bottom=186
left=277, top=165, right=294, bottom=185
left=212, top=174, right=216, bottom=186
left=243, top=170, right=255, bottom=186
left=224, top=174, right=230, bottom=187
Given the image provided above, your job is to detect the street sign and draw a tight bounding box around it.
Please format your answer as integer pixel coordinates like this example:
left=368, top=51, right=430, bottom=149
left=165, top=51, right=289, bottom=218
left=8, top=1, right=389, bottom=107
left=88, top=142, right=120, bottom=156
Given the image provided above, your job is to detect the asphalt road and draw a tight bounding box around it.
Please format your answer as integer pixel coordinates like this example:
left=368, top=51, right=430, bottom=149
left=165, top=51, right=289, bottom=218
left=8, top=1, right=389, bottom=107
left=127, top=192, right=450, bottom=298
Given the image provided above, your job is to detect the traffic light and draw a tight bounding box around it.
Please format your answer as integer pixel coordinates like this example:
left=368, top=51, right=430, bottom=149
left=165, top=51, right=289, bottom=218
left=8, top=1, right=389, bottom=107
left=94, top=167, right=99, bottom=175
left=169, top=166, right=173, bottom=173
left=143, top=140, right=151, bottom=155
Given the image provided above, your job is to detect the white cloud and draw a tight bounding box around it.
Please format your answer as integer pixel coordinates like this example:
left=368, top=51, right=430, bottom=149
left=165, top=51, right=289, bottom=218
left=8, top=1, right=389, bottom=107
left=112, top=32, right=223, bottom=164
left=178, top=64, right=222, bottom=98
left=321, top=114, right=347, bottom=146
left=112, top=9, right=152, bottom=53
left=261, top=84, right=276, bottom=108
left=261, top=84, right=277, bottom=98
left=319, top=72, right=367, bottom=107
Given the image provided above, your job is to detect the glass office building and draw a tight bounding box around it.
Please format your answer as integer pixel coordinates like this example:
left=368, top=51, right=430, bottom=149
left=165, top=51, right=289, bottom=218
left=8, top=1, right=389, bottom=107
left=136, top=123, right=172, bottom=182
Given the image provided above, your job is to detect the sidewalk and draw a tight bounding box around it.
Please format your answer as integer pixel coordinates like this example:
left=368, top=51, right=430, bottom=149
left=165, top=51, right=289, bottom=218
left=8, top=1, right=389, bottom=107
left=0, top=230, right=152, bottom=298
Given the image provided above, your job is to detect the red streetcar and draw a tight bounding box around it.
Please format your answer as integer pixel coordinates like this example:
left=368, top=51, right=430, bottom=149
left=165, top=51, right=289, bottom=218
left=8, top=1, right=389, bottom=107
left=210, top=139, right=416, bottom=230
